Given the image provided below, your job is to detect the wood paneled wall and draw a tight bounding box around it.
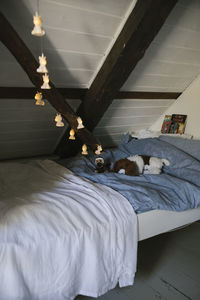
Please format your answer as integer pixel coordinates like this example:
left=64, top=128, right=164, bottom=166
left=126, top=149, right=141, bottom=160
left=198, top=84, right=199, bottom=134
left=0, top=99, right=80, bottom=160
left=94, top=99, right=175, bottom=147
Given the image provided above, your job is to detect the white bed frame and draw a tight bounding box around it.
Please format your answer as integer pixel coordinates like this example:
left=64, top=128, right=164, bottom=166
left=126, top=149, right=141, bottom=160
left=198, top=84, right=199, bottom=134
left=138, top=206, right=200, bottom=241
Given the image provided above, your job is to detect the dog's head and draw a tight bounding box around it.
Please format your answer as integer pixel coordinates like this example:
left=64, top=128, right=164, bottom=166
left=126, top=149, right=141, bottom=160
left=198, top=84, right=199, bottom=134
left=95, top=157, right=104, bottom=168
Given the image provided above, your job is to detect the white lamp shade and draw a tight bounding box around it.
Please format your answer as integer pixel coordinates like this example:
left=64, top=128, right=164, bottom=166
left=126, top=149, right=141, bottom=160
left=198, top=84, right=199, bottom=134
left=77, top=117, right=84, bottom=129
left=82, top=144, right=88, bottom=155
left=41, top=73, right=51, bottom=89
left=31, top=12, right=45, bottom=36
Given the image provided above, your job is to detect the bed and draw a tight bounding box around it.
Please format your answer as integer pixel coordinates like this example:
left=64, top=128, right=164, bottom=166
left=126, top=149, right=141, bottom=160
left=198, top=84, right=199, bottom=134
left=58, top=134, right=200, bottom=240
left=138, top=207, right=200, bottom=240
left=0, top=135, right=200, bottom=299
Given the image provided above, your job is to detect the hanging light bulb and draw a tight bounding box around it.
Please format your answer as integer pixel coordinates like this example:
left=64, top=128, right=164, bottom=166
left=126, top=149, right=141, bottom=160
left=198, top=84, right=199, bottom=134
left=82, top=144, right=88, bottom=155
left=77, top=116, right=84, bottom=129
left=31, top=11, right=45, bottom=36
left=34, top=91, right=45, bottom=106
left=37, top=53, right=48, bottom=73
left=69, top=129, right=75, bottom=140
left=55, top=113, right=64, bottom=127
left=41, top=73, right=51, bottom=89
left=95, top=145, right=103, bottom=155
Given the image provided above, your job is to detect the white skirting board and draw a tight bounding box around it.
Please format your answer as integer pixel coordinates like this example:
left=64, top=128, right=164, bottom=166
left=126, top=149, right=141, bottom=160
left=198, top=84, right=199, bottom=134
left=138, top=206, right=200, bottom=241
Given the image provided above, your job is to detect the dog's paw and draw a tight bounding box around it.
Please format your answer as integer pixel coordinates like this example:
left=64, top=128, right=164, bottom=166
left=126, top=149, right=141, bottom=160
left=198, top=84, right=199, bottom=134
left=161, top=159, right=170, bottom=166
left=118, top=169, right=125, bottom=174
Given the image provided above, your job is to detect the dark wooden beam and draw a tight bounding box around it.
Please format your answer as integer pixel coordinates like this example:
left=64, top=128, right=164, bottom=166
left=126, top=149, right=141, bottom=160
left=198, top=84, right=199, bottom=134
left=116, top=91, right=181, bottom=100
left=81, top=0, right=179, bottom=129
left=0, top=87, right=181, bottom=100
left=0, top=12, right=98, bottom=153
left=56, top=0, right=178, bottom=157
left=58, top=88, right=87, bottom=99
left=0, top=87, right=87, bottom=99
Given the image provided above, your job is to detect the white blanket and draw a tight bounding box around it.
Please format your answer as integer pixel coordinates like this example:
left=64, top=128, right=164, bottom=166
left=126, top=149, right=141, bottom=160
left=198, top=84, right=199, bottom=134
left=0, top=160, right=137, bottom=300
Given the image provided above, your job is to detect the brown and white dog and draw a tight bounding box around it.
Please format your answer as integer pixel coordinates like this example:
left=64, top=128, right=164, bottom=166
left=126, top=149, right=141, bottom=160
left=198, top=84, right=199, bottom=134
left=111, top=155, right=170, bottom=176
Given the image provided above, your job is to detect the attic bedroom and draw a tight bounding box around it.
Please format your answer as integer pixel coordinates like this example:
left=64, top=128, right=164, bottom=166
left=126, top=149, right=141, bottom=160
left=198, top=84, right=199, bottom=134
left=0, top=0, right=200, bottom=299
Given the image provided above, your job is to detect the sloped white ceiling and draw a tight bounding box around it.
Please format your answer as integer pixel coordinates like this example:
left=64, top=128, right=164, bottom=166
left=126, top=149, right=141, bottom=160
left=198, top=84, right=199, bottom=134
left=0, top=0, right=135, bottom=159
left=122, top=0, right=200, bottom=92
left=95, top=0, right=200, bottom=146
left=0, top=0, right=134, bottom=88
left=1, top=0, right=200, bottom=158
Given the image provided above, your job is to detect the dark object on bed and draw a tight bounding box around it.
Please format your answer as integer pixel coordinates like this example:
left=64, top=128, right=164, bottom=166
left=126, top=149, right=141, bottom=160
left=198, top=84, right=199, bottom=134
left=111, top=155, right=170, bottom=176
left=112, top=158, right=140, bottom=176
left=95, top=157, right=110, bottom=173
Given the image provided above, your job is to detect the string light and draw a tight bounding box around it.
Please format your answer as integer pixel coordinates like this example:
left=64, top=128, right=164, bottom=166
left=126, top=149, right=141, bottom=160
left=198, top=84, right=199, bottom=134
left=41, top=73, right=51, bottom=89
left=55, top=114, right=64, bottom=127
left=37, top=53, right=48, bottom=73
left=77, top=117, right=84, bottom=129
left=95, top=145, right=103, bottom=155
left=82, top=144, right=88, bottom=155
left=34, top=91, right=45, bottom=106
left=69, top=129, right=75, bottom=140
left=31, top=0, right=89, bottom=155
left=31, top=11, right=45, bottom=36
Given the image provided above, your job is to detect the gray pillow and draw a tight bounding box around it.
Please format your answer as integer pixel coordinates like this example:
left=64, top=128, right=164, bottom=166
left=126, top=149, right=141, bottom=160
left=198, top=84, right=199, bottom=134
left=158, top=136, right=200, bottom=161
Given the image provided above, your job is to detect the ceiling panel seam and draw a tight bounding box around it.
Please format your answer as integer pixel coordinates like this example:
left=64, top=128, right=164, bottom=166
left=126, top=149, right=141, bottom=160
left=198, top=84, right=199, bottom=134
left=43, top=0, right=124, bottom=18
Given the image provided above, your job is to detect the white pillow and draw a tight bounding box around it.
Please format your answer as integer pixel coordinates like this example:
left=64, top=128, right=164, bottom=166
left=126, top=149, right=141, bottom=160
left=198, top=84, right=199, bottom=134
left=129, top=129, right=193, bottom=140
left=160, top=133, right=193, bottom=139
left=129, top=129, right=159, bottom=139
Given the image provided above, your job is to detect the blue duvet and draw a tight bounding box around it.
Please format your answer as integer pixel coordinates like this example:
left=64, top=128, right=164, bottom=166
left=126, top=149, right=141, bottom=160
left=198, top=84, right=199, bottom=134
left=58, top=137, right=200, bottom=213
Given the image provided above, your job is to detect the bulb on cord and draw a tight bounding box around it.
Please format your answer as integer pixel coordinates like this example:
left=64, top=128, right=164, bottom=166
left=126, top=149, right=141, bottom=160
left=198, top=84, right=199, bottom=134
left=41, top=73, right=51, bottom=89
left=34, top=91, right=45, bottom=106
left=31, top=11, right=45, bottom=36
left=82, top=144, right=88, bottom=155
left=77, top=116, right=84, bottom=129
left=37, top=53, right=48, bottom=73
left=69, top=129, right=75, bottom=140
left=55, top=114, right=64, bottom=127
left=95, top=145, right=103, bottom=155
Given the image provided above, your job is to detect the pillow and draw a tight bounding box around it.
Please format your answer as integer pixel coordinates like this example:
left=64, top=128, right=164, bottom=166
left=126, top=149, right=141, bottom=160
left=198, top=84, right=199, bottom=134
left=160, top=133, right=193, bottom=139
left=129, top=129, right=159, bottom=139
left=158, top=135, right=200, bottom=161
left=119, top=133, right=134, bottom=145
left=130, top=129, right=193, bottom=140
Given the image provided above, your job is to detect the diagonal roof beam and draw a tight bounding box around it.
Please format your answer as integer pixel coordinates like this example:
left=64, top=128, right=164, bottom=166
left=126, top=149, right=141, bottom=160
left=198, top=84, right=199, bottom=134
left=56, top=0, right=178, bottom=157
left=0, top=11, right=99, bottom=153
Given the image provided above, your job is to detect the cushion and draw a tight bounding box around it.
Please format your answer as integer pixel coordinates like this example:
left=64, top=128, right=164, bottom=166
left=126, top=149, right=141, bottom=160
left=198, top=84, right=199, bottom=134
left=158, top=135, right=200, bottom=161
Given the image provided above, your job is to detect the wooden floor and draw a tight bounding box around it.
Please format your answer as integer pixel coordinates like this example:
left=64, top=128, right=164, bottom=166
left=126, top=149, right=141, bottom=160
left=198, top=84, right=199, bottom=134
left=76, top=221, right=200, bottom=300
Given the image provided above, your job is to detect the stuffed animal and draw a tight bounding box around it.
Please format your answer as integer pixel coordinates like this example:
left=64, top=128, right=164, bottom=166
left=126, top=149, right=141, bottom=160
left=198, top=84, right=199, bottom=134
left=95, top=158, right=110, bottom=173
left=111, top=155, right=170, bottom=176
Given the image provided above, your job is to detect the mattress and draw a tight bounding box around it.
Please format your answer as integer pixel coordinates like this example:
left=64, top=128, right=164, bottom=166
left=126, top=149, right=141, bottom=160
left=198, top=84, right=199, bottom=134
left=138, top=206, right=200, bottom=241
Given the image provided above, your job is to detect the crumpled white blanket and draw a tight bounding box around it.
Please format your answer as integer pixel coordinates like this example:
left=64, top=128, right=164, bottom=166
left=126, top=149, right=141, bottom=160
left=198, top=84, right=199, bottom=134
left=0, top=160, right=137, bottom=300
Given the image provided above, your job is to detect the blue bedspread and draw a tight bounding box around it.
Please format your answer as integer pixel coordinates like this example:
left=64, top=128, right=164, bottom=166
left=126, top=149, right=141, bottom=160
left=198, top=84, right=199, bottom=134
left=58, top=137, right=200, bottom=213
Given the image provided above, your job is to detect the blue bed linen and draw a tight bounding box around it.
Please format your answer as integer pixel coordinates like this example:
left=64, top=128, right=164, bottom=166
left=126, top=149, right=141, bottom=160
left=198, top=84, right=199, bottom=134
left=58, top=138, right=200, bottom=214
left=158, top=135, right=200, bottom=161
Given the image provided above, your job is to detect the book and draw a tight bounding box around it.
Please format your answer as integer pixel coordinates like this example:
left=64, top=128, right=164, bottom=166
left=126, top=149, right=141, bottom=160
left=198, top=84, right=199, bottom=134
left=161, top=115, right=172, bottom=133
left=169, top=114, right=187, bottom=134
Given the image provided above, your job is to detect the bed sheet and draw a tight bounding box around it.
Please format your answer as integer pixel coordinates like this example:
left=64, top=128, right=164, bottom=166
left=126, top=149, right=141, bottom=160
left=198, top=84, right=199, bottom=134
left=0, top=160, right=137, bottom=300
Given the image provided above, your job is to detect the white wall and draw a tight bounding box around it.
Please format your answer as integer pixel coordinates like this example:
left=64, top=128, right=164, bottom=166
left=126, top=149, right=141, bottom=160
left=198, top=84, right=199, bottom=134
left=150, top=74, right=200, bottom=138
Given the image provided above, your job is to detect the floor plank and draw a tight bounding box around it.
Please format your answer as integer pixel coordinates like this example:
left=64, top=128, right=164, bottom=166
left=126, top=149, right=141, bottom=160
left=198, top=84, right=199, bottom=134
left=76, top=222, right=200, bottom=300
